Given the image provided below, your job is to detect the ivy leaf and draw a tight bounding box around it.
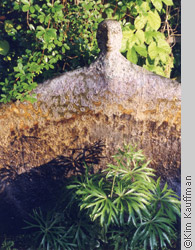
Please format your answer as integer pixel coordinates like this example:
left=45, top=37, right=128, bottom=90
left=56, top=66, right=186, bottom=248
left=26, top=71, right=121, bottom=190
left=151, top=0, right=163, bottom=12
left=148, top=41, right=158, bottom=59
left=134, top=44, right=147, bottom=57
left=148, top=10, right=161, bottom=31
left=127, top=47, right=138, bottom=64
left=134, top=15, right=147, bottom=30
left=0, top=40, right=10, bottom=56
left=162, top=0, right=173, bottom=6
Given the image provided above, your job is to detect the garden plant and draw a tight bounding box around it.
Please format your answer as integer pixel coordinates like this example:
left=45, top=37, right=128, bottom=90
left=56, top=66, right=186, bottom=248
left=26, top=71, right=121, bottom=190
left=22, top=144, right=181, bottom=250
left=0, top=0, right=180, bottom=103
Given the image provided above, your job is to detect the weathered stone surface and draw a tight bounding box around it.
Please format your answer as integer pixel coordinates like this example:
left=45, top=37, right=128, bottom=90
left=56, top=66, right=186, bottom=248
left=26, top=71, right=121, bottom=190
left=0, top=20, right=181, bottom=229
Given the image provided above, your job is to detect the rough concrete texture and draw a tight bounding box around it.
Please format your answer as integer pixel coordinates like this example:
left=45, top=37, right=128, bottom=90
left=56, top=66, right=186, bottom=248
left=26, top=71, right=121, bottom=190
left=0, top=20, right=181, bottom=226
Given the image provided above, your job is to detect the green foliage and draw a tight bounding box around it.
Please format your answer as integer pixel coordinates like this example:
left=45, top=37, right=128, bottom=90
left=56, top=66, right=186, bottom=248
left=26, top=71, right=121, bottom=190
left=151, top=177, right=181, bottom=222
left=24, top=144, right=180, bottom=250
left=0, top=0, right=105, bottom=103
left=118, top=0, right=174, bottom=77
left=131, top=213, right=176, bottom=250
left=0, top=239, right=17, bottom=250
left=24, top=208, right=77, bottom=250
left=0, top=0, right=180, bottom=103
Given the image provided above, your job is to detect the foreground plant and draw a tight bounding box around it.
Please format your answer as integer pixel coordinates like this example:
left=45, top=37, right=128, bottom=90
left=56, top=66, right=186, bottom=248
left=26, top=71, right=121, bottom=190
left=67, top=144, right=180, bottom=249
left=24, top=144, right=180, bottom=250
left=24, top=209, right=76, bottom=250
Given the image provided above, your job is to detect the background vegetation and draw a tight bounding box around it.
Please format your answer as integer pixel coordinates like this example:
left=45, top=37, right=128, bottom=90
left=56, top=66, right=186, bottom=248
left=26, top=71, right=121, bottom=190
left=0, top=0, right=181, bottom=103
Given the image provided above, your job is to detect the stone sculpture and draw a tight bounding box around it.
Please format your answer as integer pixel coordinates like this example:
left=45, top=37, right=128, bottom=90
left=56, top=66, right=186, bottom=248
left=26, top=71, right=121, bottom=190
left=0, top=20, right=181, bottom=227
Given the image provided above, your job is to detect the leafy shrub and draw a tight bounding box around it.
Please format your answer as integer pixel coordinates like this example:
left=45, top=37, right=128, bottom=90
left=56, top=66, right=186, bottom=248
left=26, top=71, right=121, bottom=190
left=24, top=208, right=77, bottom=249
left=0, top=0, right=180, bottom=103
left=24, top=144, right=180, bottom=250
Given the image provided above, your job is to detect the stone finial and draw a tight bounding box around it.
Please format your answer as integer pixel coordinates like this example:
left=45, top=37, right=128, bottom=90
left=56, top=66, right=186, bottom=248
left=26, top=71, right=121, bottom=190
left=96, top=19, right=122, bottom=53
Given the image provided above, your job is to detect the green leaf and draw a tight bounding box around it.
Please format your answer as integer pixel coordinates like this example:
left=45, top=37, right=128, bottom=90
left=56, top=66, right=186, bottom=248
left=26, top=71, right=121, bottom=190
left=122, top=30, right=134, bottom=40
left=25, top=96, right=37, bottom=103
left=162, top=0, right=173, bottom=6
left=148, top=41, right=158, bottom=59
left=153, top=31, right=165, bottom=41
left=29, top=63, right=41, bottom=72
left=134, top=15, right=147, bottom=30
left=140, top=2, right=150, bottom=12
left=121, top=39, right=127, bottom=53
left=159, top=52, right=167, bottom=62
left=127, top=34, right=139, bottom=49
left=151, top=65, right=165, bottom=76
left=134, top=44, right=147, bottom=57
left=148, top=10, right=161, bottom=31
left=44, top=29, right=57, bottom=43
left=36, top=31, right=45, bottom=38
left=151, top=0, right=163, bottom=11
left=38, top=14, right=45, bottom=23
left=157, top=39, right=171, bottom=54
left=121, top=30, right=134, bottom=52
left=135, top=30, right=145, bottom=44
left=4, top=20, right=14, bottom=33
left=127, top=47, right=138, bottom=64
left=21, top=0, right=30, bottom=5
left=145, top=31, right=154, bottom=44
left=37, top=26, right=45, bottom=31
left=135, top=1, right=150, bottom=15
left=34, top=4, right=41, bottom=11
left=0, top=40, right=10, bottom=56
left=22, top=5, right=30, bottom=12
left=30, top=6, right=35, bottom=13
left=29, top=24, right=35, bottom=30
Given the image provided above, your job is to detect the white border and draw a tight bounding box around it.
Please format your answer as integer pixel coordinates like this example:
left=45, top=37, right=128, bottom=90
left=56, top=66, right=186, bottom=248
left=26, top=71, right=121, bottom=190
left=181, top=0, right=195, bottom=249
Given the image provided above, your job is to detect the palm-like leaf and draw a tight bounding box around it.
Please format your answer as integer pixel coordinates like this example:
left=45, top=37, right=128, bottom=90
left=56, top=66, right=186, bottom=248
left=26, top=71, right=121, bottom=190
left=151, top=177, right=181, bottom=221
left=105, top=144, right=155, bottom=184
left=131, top=213, right=176, bottom=250
left=112, top=179, right=151, bottom=226
left=68, top=175, right=119, bottom=228
left=24, top=209, right=76, bottom=250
